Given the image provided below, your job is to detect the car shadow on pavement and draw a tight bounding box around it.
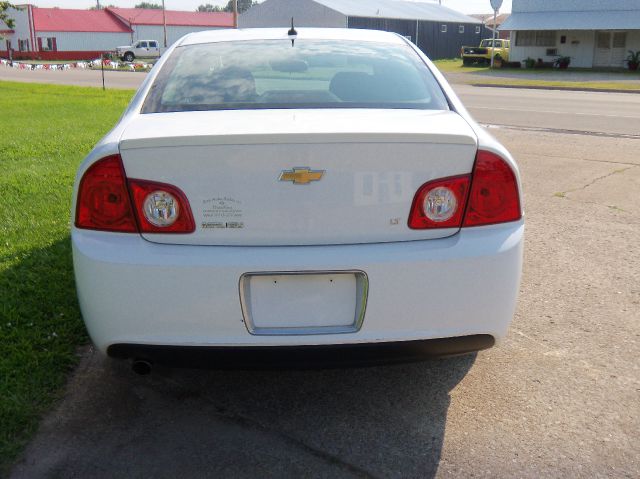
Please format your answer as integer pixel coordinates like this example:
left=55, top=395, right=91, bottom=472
left=12, top=347, right=475, bottom=478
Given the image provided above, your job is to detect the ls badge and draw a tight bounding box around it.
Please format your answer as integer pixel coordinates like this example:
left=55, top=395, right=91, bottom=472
left=279, top=167, right=325, bottom=185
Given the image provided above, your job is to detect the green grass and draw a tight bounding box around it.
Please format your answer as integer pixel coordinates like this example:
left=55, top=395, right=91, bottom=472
left=0, top=81, right=134, bottom=473
left=433, top=58, right=640, bottom=91
left=465, top=78, right=640, bottom=91
left=433, top=58, right=490, bottom=73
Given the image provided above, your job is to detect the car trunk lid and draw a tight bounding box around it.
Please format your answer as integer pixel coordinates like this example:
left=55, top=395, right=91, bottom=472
left=119, top=109, right=478, bottom=246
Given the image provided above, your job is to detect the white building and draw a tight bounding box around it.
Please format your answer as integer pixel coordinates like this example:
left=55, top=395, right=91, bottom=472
left=501, top=0, right=640, bottom=68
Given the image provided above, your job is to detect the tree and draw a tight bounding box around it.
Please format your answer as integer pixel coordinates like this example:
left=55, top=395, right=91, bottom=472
left=0, top=2, right=17, bottom=29
left=89, top=4, right=117, bottom=10
left=197, top=3, right=223, bottom=12
left=134, top=2, right=162, bottom=9
left=225, top=0, right=257, bottom=13
left=196, top=1, right=256, bottom=14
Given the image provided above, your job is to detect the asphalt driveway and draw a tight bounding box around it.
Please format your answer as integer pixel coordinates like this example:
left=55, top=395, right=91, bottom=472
left=9, top=90, right=640, bottom=478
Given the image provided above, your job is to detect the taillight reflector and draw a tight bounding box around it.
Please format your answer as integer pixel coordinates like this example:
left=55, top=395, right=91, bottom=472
left=408, top=175, right=470, bottom=229
left=128, top=179, right=195, bottom=233
left=75, top=155, right=137, bottom=232
left=463, top=150, right=521, bottom=227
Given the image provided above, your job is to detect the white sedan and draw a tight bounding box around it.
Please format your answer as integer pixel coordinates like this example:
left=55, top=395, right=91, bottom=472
left=72, top=28, right=523, bottom=373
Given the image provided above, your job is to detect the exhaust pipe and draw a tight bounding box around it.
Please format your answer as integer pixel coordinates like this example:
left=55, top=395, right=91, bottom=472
left=131, top=359, right=152, bottom=375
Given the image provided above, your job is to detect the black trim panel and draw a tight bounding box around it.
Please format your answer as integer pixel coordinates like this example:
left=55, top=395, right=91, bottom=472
left=107, top=335, right=494, bottom=369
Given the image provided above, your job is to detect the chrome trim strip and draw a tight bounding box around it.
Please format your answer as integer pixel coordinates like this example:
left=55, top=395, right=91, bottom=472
left=238, top=270, right=369, bottom=336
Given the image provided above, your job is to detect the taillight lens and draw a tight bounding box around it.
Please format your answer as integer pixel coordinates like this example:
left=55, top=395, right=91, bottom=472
left=128, top=179, right=195, bottom=233
left=75, top=155, right=137, bottom=232
left=75, top=155, right=195, bottom=234
left=463, top=150, right=521, bottom=227
left=408, top=150, right=521, bottom=230
left=408, top=175, right=470, bottom=229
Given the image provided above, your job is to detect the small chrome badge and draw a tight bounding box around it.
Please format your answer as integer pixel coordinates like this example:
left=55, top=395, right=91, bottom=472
left=279, top=167, right=325, bottom=185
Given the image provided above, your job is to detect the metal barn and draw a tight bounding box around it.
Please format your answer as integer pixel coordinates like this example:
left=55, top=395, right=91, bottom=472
left=239, top=0, right=486, bottom=60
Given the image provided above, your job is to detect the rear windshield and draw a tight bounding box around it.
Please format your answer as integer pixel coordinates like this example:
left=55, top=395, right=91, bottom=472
left=142, top=39, right=449, bottom=113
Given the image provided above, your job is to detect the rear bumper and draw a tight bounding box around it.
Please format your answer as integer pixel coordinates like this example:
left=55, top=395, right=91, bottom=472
left=107, top=335, right=495, bottom=368
left=72, top=221, right=524, bottom=353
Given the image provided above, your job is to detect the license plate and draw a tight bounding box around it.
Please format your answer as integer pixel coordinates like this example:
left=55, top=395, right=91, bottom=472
left=239, top=271, right=368, bottom=335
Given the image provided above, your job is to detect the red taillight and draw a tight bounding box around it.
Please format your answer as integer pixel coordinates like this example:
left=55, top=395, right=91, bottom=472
left=408, top=175, right=470, bottom=229
left=408, top=150, right=521, bottom=230
left=463, top=150, right=521, bottom=227
left=75, top=155, right=137, bottom=232
left=75, top=155, right=195, bottom=234
left=128, top=179, right=195, bottom=233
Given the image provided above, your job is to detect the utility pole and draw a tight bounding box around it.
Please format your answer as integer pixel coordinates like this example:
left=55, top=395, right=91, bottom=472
left=162, top=0, right=168, bottom=48
left=101, top=53, right=105, bottom=90
left=233, top=0, right=238, bottom=28
left=489, top=0, right=503, bottom=68
left=96, top=0, right=101, bottom=9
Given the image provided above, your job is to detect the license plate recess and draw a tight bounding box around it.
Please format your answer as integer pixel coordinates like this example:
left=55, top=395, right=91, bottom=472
left=239, top=271, right=368, bottom=335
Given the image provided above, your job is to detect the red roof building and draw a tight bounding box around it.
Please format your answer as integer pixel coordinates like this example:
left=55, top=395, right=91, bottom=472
left=1, top=4, right=234, bottom=61
left=107, top=8, right=234, bottom=28
left=33, top=8, right=132, bottom=33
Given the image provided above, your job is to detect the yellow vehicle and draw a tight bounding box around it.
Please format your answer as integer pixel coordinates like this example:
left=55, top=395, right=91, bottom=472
left=461, top=39, right=510, bottom=66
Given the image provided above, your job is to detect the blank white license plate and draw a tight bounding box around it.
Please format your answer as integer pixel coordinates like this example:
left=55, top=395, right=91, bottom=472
left=239, top=271, right=368, bottom=335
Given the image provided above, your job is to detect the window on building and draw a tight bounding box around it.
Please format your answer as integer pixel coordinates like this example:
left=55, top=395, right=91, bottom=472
left=516, top=31, right=535, bottom=46
left=41, top=37, right=56, bottom=51
left=516, top=30, right=557, bottom=47
left=441, top=25, right=447, bottom=33
left=613, top=32, right=626, bottom=48
left=596, top=32, right=610, bottom=49
left=535, top=31, right=556, bottom=46
left=18, top=39, right=29, bottom=51
left=475, top=26, right=481, bottom=34
left=459, top=25, right=465, bottom=34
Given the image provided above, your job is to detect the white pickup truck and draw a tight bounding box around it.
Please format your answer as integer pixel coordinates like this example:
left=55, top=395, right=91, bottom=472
left=115, top=40, right=161, bottom=62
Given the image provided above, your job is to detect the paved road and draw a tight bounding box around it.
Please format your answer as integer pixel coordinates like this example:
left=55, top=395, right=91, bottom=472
left=6, top=72, right=640, bottom=477
left=455, top=84, right=640, bottom=137
left=0, top=65, right=145, bottom=89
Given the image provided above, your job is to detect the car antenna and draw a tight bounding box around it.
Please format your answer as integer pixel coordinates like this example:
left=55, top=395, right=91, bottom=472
left=288, top=17, right=297, bottom=47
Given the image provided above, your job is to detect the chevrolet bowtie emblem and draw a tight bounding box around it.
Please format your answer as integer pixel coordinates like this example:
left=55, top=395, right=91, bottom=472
left=279, top=167, right=325, bottom=185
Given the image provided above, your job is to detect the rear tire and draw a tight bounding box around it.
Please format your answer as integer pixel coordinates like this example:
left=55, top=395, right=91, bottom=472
left=124, top=52, right=134, bottom=63
left=462, top=58, right=472, bottom=66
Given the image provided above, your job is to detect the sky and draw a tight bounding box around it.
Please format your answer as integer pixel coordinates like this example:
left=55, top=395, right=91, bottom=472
left=26, top=0, right=513, bottom=15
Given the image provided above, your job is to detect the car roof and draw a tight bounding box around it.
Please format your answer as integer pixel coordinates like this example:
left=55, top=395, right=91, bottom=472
left=178, top=27, right=407, bottom=46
